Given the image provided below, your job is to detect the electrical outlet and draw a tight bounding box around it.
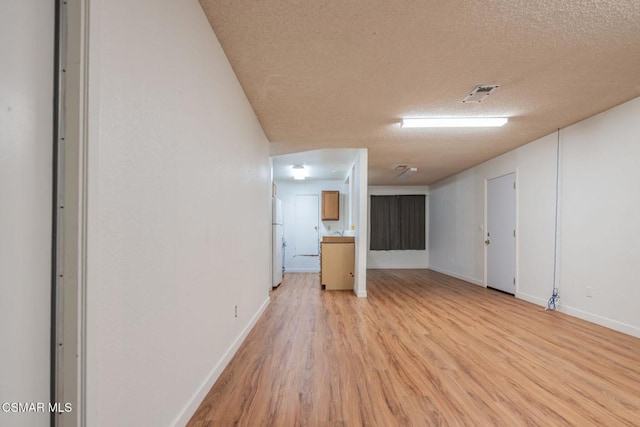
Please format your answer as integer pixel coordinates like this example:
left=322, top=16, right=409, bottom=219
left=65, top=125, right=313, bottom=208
left=586, top=287, right=592, bottom=298
left=234, top=305, right=238, bottom=317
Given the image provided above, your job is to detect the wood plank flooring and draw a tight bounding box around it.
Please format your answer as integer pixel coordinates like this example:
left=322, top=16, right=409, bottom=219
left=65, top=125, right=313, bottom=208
left=188, top=270, right=640, bottom=426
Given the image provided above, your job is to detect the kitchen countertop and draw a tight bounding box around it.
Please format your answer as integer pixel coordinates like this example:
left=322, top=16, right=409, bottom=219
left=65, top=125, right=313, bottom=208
left=322, top=236, right=355, bottom=243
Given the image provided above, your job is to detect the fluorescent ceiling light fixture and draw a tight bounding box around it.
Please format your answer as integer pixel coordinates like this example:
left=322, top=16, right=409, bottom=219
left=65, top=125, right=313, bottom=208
left=292, top=165, right=306, bottom=180
left=401, top=117, right=508, bottom=128
left=397, top=167, right=417, bottom=180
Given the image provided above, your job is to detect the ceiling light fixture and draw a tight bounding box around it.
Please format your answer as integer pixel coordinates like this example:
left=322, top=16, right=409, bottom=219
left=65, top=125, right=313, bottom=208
left=397, top=167, right=417, bottom=180
left=401, top=117, right=508, bottom=128
left=292, top=165, right=306, bottom=180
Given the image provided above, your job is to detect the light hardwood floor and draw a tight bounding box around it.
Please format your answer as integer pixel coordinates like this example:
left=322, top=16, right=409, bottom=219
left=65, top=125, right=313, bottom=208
left=188, top=270, right=640, bottom=426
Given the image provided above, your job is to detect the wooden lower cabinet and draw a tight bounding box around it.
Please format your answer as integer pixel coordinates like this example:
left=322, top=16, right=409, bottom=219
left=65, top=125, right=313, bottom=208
left=321, top=241, right=355, bottom=290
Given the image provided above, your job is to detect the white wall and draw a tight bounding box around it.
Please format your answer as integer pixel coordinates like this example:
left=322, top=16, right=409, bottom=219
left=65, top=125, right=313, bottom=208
left=86, top=1, right=271, bottom=425
left=367, top=186, right=429, bottom=269
left=557, top=99, right=640, bottom=335
left=516, top=134, right=559, bottom=306
left=429, top=154, right=516, bottom=285
left=429, top=96, right=640, bottom=337
left=353, top=149, right=369, bottom=297
left=275, top=180, right=348, bottom=273
left=0, top=2, right=53, bottom=426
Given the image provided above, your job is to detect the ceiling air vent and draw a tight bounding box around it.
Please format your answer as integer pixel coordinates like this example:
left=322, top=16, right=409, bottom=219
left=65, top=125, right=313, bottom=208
left=462, top=84, right=499, bottom=103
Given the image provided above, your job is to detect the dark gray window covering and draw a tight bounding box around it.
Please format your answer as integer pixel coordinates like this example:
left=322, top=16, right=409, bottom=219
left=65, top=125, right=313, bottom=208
left=370, top=195, right=425, bottom=250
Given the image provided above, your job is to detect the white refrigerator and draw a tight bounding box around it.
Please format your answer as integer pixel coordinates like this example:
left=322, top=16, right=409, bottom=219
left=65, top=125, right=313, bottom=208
left=272, top=197, right=284, bottom=287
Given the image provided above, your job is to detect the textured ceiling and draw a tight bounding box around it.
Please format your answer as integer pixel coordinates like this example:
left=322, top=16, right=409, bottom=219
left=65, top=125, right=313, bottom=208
left=199, top=0, right=640, bottom=185
left=272, top=149, right=358, bottom=182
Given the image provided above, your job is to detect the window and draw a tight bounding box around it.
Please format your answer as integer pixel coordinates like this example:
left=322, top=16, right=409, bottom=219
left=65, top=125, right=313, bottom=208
left=370, top=195, right=425, bottom=250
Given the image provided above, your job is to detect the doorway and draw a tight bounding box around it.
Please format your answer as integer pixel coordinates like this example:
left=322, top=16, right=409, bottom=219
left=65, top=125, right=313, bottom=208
left=486, top=173, right=516, bottom=294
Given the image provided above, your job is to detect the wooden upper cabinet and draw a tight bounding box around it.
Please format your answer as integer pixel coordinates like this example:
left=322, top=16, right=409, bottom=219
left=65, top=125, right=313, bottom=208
left=322, top=191, right=340, bottom=220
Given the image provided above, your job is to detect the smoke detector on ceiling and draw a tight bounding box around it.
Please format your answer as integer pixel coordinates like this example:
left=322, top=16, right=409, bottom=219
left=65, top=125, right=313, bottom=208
left=462, top=84, right=500, bottom=103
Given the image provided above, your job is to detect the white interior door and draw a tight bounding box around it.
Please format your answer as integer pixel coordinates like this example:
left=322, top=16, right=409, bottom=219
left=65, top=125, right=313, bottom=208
left=295, top=195, right=319, bottom=255
left=486, top=173, right=516, bottom=294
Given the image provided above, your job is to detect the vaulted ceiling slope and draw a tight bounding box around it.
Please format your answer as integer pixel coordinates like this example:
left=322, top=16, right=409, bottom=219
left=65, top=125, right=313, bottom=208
left=200, top=0, right=640, bottom=185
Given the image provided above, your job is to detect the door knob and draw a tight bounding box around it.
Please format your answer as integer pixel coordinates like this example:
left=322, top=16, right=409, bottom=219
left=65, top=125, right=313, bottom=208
left=484, top=239, right=491, bottom=245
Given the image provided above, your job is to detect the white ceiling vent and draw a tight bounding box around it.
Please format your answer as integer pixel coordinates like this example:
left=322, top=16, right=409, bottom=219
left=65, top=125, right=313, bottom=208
left=462, top=84, right=500, bottom=103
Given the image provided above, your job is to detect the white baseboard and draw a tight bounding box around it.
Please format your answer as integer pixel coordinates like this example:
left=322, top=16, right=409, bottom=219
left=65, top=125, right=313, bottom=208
left=428, top=266, right=484, bottom=287
left=367, top=264, right=429, bottom=269
left=516, top=292, right=640, bottom=338
left=516, top=292, right=548, bottom=307
left=558, top=304, right=640, bottom=339
left=356, top=289, right=367, bottom=298
left=172, top=296, right=270, bottom=426
left=284, top=268, right=320, bottom=273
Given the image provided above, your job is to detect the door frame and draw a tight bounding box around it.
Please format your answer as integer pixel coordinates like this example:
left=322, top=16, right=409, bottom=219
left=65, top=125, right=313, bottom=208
left=483, top=170, right=519, bottom=293
left=53, top=1, right=90, bottom=425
